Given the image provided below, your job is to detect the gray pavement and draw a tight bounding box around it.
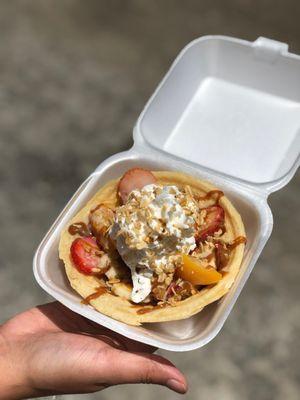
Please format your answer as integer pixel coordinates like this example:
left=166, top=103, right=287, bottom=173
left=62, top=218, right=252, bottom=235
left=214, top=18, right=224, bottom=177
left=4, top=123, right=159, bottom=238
left=0, top=1, right=299, bottom=399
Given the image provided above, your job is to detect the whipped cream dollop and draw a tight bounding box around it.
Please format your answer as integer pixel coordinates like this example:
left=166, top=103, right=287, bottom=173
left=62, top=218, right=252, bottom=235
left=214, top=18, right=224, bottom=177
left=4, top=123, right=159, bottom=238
left=110, top=184, right=197, bottom=303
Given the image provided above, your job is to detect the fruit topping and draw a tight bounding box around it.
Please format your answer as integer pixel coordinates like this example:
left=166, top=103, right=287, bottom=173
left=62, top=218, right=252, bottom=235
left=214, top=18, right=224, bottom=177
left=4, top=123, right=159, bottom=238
left=196, top=205, right=225, bottom=242
left=89, top=204, right=115, bottom=252
left=177, top=254, right=222, bottom=285
left=117, top=168, right=157, bottom=204
left=70, top=237, right=110, bottom=275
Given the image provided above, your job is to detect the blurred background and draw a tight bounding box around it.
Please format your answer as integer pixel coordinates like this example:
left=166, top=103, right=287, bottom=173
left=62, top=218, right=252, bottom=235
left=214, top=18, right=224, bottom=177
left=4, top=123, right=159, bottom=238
left=0, top=1, right=299, bottom=399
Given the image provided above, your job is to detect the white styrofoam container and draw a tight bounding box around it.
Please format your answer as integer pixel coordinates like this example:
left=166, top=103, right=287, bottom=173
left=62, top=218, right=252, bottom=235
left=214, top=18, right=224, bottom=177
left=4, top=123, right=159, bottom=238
left=33, top=36, right=300, bottom=351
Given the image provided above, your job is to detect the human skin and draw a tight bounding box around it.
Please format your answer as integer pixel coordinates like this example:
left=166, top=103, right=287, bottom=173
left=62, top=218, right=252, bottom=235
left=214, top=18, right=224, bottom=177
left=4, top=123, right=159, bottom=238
left=0, top=302, right=187, bottom=399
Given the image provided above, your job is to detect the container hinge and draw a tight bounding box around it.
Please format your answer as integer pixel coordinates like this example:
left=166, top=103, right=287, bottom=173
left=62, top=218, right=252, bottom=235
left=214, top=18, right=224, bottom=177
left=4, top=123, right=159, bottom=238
left=253, top=36, right=288, bottom=63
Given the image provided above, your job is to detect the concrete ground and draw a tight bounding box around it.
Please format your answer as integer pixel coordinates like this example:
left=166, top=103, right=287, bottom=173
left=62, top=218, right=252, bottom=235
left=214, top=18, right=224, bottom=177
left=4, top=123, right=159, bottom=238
left=0, top=1, right=299, bottom=399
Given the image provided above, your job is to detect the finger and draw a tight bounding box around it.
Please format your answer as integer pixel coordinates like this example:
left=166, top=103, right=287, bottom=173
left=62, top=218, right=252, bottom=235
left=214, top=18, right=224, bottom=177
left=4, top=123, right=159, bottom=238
left=81, top=321, right=156, bottom=353
left=95, top=332, right=156, bottom=353
left=93, top=349, right=187, bottom=394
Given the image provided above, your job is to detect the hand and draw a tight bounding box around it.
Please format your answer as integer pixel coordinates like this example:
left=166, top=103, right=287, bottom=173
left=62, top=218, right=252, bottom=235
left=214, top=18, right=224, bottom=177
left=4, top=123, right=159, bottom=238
left=0, top=302, right=187, bottom=399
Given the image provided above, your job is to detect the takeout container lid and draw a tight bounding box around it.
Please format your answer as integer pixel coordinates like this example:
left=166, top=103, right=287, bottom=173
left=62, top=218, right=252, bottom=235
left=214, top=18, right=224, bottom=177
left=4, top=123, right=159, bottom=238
left=133, top=35, right=300, bottom=194
left=33, top=36, right=300, bottom=351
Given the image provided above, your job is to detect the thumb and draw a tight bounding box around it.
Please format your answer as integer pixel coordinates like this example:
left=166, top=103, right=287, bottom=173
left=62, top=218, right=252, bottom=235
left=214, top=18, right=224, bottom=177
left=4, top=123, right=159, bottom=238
left=95, top=349, right=188, bottom=394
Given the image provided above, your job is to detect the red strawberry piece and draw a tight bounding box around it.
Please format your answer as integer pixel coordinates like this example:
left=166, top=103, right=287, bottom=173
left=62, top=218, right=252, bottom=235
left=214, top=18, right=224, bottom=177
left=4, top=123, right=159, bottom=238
left=70, top=237, right=104, bottom=275
left=196, top=205, right=225, bottom=242
left=118, top=168, right=157, bottom=204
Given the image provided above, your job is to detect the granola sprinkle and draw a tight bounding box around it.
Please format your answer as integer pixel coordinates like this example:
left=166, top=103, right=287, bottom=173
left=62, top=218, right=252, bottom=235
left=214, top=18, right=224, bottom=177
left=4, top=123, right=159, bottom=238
left=110, top=184, right=199, bottom=303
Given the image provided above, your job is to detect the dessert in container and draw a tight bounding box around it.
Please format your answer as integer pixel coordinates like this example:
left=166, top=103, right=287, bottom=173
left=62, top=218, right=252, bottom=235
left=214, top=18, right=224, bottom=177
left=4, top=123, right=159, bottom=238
left=33, top=35, right=300, bottom=351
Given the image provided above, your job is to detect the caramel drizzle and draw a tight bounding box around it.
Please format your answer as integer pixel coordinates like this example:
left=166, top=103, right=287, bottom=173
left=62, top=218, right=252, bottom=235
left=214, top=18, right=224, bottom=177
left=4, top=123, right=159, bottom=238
left=215, top=236, right=247, bottom=271
left=82, top=286, right=107, bottom=305
left=68, top=222, right=91, bottom=237
left=136, top=303, right=167, bottom=315
left=198, top=190, right=224, bottom=204
left=136, top=307, right=154, bottom=315
left=228, top=236, right=247, bottom=250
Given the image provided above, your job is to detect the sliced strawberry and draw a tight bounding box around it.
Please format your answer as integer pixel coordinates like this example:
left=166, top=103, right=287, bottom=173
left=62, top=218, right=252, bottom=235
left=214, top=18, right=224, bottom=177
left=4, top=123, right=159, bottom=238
left=118, top=168, right=157, bottom=204
left=70, top=237, right=107, bottom=275
left=196, top=205, right=225, bottom=242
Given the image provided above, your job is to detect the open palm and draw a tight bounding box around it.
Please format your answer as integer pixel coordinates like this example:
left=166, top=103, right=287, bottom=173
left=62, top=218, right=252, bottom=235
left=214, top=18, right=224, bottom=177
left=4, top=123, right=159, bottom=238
left=0, top=302, right=187, bottom=399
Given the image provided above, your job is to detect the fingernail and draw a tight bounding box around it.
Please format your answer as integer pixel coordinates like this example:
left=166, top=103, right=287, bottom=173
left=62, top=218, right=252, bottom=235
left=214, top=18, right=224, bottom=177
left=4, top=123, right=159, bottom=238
left=167, top=378, right=187, bottom=394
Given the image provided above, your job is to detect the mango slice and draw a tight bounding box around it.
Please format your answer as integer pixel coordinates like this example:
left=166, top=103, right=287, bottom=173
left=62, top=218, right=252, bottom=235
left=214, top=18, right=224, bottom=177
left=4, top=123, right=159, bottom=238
left=178, top=254, right=222, bottom=285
